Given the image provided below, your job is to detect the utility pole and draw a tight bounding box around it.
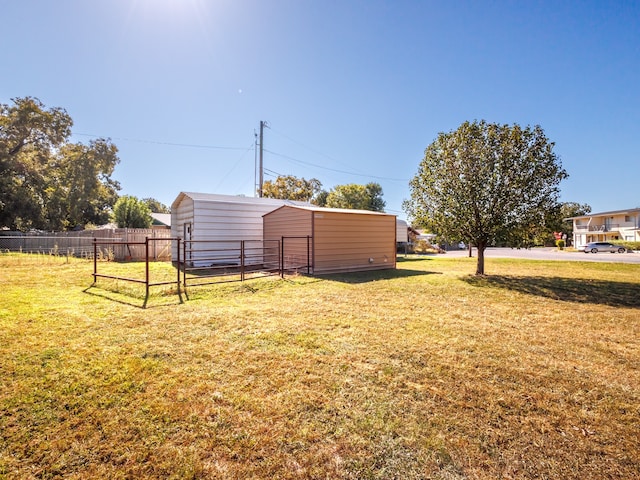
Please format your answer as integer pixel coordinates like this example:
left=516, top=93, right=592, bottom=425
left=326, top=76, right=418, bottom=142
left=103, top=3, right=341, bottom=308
left=258, top=121, right=264, bottom=198
left=254, top=129, right=258, bottom=197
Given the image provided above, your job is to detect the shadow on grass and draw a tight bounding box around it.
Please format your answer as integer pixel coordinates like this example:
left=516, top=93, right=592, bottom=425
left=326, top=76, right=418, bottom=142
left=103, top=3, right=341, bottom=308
left=321, top=268, right=441, bottom=284
left=83, top=285, right=183, bottom=309
left=396, top=255, right=441, bottom=263
left=464, top=275, right=640, bottom=308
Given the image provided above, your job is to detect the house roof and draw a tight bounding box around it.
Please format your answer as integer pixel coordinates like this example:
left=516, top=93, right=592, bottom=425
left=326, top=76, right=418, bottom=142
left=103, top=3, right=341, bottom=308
left=565, top=207, right=640, bottom=221
left=150, top=213, right=171, bottom=226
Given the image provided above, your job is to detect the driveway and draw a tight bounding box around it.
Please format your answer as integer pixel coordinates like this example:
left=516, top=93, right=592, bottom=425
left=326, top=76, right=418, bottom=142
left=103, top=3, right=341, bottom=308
left=444, top=247, right=640, bottom=264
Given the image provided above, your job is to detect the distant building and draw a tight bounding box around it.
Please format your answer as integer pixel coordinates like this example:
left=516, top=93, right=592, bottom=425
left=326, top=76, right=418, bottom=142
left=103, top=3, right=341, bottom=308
left=150, top=213, right=171, bottom=229
left=566, top=208, right=640, bottom=248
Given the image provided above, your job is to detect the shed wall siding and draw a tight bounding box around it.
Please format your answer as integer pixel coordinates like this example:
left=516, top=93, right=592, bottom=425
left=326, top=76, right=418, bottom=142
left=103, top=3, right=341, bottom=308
left=263, top=206, right=396, bottom=274
left=171, top=196, right=194, bottom=259
left=263, top=208, right=313, bottom=239
left=263, top=208, right=313, bottom=271
left=170, top=193, right=309, bottom=264
left=191, top=202, right=275, bottom=241
left=396, top=219, right=408, bottom=243
left=313, top=212, right=396, bottom=274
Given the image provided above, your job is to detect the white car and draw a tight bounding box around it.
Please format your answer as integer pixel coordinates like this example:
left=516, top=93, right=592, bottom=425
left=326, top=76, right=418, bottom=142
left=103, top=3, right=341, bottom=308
left=583, top=242, right=626, bottom=253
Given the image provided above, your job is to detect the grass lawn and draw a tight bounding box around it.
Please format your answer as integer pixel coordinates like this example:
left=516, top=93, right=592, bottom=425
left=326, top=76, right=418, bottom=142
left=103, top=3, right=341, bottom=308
left=0, top=253, right=638, bottom=479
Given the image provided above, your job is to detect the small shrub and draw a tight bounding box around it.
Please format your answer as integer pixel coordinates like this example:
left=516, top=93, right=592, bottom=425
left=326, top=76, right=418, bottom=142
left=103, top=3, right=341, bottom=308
left=413, top=239, right=444, bottom=254
left=556, top=239, right=565, bottom=250
left=621, top=241, right=640, bottom=252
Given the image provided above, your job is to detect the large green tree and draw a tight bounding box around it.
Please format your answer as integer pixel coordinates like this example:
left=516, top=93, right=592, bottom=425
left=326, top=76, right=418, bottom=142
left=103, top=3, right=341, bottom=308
left=535, top=201, right=592, bottom=246
left=0, top=97, right=120, bottom=230
left=325, top=182, right=386, bottom=211
left=142, top=197, right=170, bottom=213
left=262, top=175, right=323, bottom=203
left=112, top=195, right=152, bottom=228
left=48, top=140, right=121, bottom=229
left=559, top=201, right=591, bottom=234
left=404, top=120, right=568, bottom=275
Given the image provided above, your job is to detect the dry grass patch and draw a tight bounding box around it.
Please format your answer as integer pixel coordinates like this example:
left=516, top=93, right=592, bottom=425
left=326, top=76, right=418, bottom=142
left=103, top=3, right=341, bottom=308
left=0, top=253, right=638, bottom=479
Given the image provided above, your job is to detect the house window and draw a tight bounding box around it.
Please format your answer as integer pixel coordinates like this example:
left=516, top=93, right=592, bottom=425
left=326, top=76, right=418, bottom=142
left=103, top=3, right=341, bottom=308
left=625, top=215, right=631, bottom=222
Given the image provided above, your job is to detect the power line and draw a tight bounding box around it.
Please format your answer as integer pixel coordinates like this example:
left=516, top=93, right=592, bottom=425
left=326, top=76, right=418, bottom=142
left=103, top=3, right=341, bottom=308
left=264, top=149, right=409, bottom=183
left=212, top=144, right=256, bottom=192
left=271, top=128, right=382, bottom=177
left=264, top=167, right=284, bottom=177
left=73, top=132, right=249, bottom=151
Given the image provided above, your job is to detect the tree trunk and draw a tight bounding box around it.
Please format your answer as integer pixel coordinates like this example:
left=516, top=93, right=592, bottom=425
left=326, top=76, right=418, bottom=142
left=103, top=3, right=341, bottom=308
left=476, top=245, right=486, bottom=275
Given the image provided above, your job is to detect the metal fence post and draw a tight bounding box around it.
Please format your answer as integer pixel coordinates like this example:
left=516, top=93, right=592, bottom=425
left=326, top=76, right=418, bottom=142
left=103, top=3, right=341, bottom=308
left=176, top=238, right=181, bottom=295
left=240, top=241, right=245, bottom=281
left=145, top=237, right=150, bottom=303
left=307, top=235, right=311, bottom=274
left=93, top=238, right=97, bottom=283
left=280, top=237, right=284, bottom=278
left=183, top=238, right=187, bottom=291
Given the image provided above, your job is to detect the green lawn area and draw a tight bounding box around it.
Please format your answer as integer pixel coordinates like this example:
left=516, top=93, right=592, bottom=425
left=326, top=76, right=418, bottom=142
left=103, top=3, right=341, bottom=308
left=1, top=253, right=638, bottom=479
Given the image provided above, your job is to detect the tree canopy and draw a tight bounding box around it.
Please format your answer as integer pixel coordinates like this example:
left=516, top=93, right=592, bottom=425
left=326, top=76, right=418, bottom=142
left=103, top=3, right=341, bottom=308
left=262, top=175, right=323, bottom=203
left=325, top=182, right=386, bottom=212
left=544, top=201, right=591, bottom=245
left=112, top=195, right=152, bottom=228
left=142, top=197, right=170, bottom=214
left=404, top=120, right=568, bottom=275
left=0, top=97, right=120, bottom=230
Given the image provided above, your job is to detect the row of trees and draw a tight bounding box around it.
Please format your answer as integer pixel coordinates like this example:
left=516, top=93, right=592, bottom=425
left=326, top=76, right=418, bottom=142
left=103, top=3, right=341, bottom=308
left=0, top=97, right=172, bottom=230
left=3, top=98, right=587, bottom=275
left=1, top=97, right=387, bottom=230
left=261, top=175, right=386, bottom=212
left=1, top=97, right=121, bottom=231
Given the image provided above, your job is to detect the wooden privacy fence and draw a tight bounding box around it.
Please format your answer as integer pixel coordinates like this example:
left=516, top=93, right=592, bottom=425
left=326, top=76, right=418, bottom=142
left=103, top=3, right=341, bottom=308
left=0, top=228, right=172, bottom=261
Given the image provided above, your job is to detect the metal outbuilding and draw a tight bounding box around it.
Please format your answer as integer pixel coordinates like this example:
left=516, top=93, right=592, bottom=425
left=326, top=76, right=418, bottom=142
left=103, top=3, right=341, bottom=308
left=170, top=192, right=309, bottom=265
left=263, top=205, right=396, bottom=274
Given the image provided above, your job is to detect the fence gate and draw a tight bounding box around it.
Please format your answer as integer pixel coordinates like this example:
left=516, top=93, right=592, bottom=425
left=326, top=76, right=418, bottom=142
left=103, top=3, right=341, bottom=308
left=281, top=236, right=312, bottom=275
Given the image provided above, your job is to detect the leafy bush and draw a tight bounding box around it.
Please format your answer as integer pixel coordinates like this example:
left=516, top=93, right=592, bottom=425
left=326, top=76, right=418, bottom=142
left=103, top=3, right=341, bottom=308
left=413, top=239, right=444, bottom=254
left=556, top=239, right=565, bottom=250
left=620, top=241, right=640, bottom=251
left=112, top=196, right=152, bottom=228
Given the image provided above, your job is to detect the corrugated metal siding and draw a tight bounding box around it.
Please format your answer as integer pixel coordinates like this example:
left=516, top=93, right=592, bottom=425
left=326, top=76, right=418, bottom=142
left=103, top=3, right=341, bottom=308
left=171, top=195, right=194, bottom=260
left=313, top=211, right=396, bottom=274
left=193, top=202, right=276, bottom=241
left=263, top=207, right=313, bottom=271
left=263, top=207, right=313, bottom=239
left=396, top=219, right=408, bottom=243
left=170, top=193, right=310, bottom=265
left=263, top=206, right=396, bottom=275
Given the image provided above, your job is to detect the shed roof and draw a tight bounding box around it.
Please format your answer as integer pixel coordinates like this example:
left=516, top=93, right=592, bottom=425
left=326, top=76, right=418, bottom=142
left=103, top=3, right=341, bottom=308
left=172, top=192, right=310, bottom=210
left=263, top=204, right=395, bottom=217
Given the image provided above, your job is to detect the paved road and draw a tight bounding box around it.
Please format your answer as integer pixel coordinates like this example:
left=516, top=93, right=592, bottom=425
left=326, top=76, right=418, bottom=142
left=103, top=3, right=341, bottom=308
left=443, top=247, right=640, bottom=264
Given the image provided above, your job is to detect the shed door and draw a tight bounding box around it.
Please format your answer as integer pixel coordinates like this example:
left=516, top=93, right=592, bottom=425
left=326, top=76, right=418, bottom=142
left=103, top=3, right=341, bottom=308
left=183, top=223, right=192, bottom=264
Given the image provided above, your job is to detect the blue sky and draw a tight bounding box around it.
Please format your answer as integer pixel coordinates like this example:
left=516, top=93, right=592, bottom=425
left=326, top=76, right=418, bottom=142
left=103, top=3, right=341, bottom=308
left=2, top=0, right=639, bottom=220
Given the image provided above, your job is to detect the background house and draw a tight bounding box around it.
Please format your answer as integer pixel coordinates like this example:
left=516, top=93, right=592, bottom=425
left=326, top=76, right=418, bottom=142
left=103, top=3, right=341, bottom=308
left=568, top=208, right=640, bottom=248
left=150, top=213, right=171, bottom=229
